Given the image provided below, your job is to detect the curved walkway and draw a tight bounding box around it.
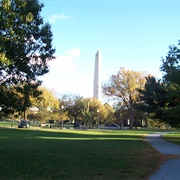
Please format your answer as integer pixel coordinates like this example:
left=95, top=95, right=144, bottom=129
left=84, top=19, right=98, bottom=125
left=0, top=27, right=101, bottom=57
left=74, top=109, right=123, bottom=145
left=146, top=133, right=180, bottom=180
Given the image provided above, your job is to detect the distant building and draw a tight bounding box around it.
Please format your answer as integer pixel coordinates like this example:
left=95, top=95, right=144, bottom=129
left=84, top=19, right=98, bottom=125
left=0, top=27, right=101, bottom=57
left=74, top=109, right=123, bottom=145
left=93, top=50, right=102, bottom=100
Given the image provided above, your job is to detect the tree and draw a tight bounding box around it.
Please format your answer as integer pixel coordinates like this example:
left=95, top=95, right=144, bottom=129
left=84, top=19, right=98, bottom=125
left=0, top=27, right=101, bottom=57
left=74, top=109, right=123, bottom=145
left=15, top=81, right=42, bottom=120
left=88, top=98, right=108, bottom=127
left=102, top=67, right=147, bottom=129
left=0, top=84, right=18, bottom=115
left=103, top=103, right=115, bottom=125
left=33, top=86, right=59, bottom=111
left=0, top=82, right=41, bottom=119
left=0, top=0, right=55, bottom=85
left=137, top=70, right=179, bottom=128
left=113, top=102, right=129, bottom=128
left=0, top=0, right=55, bottom=114
left=78, top=98, right=105, bottom=128
left=30, top=87, right=59, bottom=122
left=160, top=44, right=180, bottom=127
left=64, top=95, right=83, bottom=127
left=55, top=96, right=111, bottom=128
left=79, top=98, right=92, bottom=128
left=161, top=45, right=180, bottom=85
left=137, top=76, right=168, bottom=120
left=135, top=43, right=180, bottom=128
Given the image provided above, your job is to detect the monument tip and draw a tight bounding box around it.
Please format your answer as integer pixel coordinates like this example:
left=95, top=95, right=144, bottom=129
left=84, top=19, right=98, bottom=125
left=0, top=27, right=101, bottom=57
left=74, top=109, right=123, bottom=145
left=96, top=49, right=100, bottom=55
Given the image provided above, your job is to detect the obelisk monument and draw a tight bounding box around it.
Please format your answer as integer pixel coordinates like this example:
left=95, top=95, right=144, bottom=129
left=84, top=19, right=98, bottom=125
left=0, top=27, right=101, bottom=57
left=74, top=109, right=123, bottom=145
left=93, top=50, right=101, bottom=100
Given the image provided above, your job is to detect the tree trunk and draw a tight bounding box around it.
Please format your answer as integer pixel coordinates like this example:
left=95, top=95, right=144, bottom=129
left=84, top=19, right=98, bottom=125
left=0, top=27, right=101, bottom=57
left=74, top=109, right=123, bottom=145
left=23, top=110, right=27, bottom=120
left=129, top=108, right=133, bottom=129
left=11, top=119, right=14, bottom=127
left=73, top=116, right=78, bottom=128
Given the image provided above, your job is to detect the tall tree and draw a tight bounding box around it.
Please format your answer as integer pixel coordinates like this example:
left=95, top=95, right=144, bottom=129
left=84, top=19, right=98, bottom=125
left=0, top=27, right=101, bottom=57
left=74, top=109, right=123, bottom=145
left=0, top=0, right=55, bottom=85
left=161, top=45, right=180, bottom=85
left=137, top=42, right=180, bottom=128
left=103, top=103, right=115, bottom=124
left=0, top=82, right=41, bottom=119
left=114, top=103, right=129, bottom=128
left=78, top=98, right=105, bottom=128
left=64, top=95, right=83, bottom=127
left=33, top=86, right=59, bottom=111
left=15, top=82, right=42, bottom=119
left=0, top=0, right=55, bottom=114
left=80, top=98, right=92, bottom=128
left=31, top=87, right=59, bottom=122
left=0, top=84, right=19, bottom=115
left=102, top=67, right=147, bottom=129
left=137, top=76, right=168, bottom=120
left=137, top=76, right=173, bottom=129
left=160, top=44, right=180, bottom=127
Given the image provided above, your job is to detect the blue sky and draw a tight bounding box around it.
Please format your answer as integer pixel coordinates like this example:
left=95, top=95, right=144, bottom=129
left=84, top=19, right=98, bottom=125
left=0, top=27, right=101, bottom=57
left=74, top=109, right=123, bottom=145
left=40, top=0, right=180, bottom=98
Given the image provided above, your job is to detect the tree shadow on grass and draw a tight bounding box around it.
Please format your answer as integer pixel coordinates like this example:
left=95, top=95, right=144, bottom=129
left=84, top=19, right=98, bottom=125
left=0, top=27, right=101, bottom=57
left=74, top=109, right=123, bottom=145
left=0, top=127, right=162, bottom=180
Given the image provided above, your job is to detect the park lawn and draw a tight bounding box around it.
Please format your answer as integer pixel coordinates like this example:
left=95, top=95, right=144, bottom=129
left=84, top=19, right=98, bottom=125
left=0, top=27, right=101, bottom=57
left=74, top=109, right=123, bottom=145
left=162, top=132, right=180, bottom=145
left=0, top=121, right=18, bottom=127
left=0, top=121, right=74, bottom=129
left=0, top=128, right=169, bottom=180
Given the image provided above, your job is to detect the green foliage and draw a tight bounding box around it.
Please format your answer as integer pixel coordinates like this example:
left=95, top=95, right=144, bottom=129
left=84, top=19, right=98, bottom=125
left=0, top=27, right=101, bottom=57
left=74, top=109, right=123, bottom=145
left=147, top=118, right=166, bottom=129
left=137, top=41, right=180, bottom=128
left=136, top=76, right=180, bottom=128
left=162, top=83, right=180, bottom=128
left=58, top=96, right=114, bottom=127
left=103, top=103, right=115, bottom=124
left=137, top=76, right=167, bottom=119
left=28, top=86, right=59, bottom=122
left=160, top=43, right=180, bottom=127
left=0, top=82, right=42, bottom=120
left=33, top=86, right=59, bottom=110
left=62, top=95, right=83, bottom=126
left=114, top=107, right=126, bottom=126
left=80, top=98, right=92, bottom=127
left=79, top=98, right=112, bottom=127
left=0, top=0, right=55, bottom=116
left=0, top=0, right=55, bottom=84
left=161, top=45, right=180, bottom=85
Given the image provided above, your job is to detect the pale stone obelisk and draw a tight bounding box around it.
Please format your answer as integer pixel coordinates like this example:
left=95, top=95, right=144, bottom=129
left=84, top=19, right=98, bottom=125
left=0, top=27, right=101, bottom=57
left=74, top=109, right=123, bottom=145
left=93, top=50, right=101, bottom=100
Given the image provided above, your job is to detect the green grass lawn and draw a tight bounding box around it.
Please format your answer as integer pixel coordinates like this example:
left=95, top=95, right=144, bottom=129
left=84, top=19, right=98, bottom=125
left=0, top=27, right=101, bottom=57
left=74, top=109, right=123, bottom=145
left=0, top=121, right=18, bottom=127
left=0, top=121, right=74, bottom=129
left=162, top=132, right=180, bottom=145
left=0, top=127, right=174, bottom=180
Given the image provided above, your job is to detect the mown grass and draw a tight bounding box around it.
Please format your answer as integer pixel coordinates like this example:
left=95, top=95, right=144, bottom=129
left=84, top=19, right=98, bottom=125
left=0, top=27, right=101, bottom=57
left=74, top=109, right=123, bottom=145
left=0, top=127, right=173, bottom=180
left=0, top=121, right=74, bottom=129
left=162, top=132, right=180, bottom=145
left=0, top=121, right=18, bottom=127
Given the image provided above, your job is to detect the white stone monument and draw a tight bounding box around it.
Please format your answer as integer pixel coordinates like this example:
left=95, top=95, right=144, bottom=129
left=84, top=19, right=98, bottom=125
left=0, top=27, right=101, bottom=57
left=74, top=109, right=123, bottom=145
left=93, top=50, right=101, bottom=100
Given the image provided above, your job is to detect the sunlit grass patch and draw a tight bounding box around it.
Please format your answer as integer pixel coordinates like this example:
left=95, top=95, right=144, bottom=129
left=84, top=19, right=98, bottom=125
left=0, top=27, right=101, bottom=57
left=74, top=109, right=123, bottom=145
left=36, top=129, right=145, bottom=141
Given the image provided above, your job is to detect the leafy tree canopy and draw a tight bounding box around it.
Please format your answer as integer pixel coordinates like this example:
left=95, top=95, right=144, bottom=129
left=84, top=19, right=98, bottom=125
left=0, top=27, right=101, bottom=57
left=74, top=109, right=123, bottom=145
left=160, top=43, right=180, bottom=127
left=0, top=0, right=55, bottom=85
left=137, top=76, right=167, bottom=120
left=161, top=44, right=180, bottom=85
left=0, top=0, right=55, bottom=116
left=137, top=42, right=180, bottom=128
left=102, top=67, right=147, bottom=129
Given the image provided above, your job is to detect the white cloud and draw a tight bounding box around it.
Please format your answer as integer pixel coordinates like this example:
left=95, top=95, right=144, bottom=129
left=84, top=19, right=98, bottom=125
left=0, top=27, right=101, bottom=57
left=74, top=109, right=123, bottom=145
left=48, top=48, right=80, bottom=73
left=65, top=48, right=80, bottom=58
left=48, top=13, right=71, bottom=23
left=50, top=55, right=76, bottom=72
left=41, top=48, right=94, bottom=98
